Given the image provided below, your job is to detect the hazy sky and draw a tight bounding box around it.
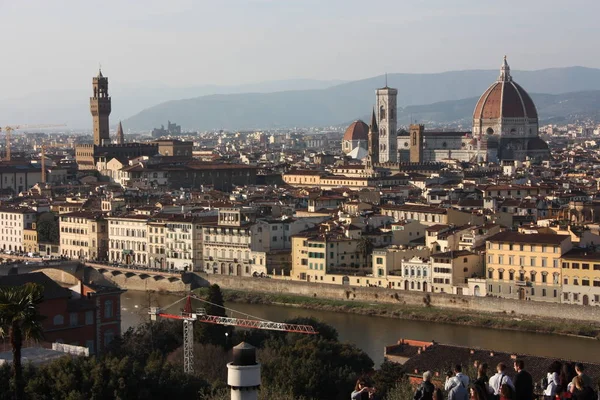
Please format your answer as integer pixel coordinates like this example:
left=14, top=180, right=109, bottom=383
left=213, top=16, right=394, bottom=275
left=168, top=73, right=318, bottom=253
left=2, top=0, right=599, bottom=99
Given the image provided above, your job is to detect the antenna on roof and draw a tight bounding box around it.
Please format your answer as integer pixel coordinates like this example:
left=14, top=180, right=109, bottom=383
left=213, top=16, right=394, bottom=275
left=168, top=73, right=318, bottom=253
left=385, top=72, right=388, bottom=87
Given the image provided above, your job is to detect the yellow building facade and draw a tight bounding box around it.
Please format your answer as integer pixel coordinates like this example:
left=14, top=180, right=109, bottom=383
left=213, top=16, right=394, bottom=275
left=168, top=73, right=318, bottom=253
left=486, top=232, right=571, bottom=303
left=560, top=249, right=600, bottom=307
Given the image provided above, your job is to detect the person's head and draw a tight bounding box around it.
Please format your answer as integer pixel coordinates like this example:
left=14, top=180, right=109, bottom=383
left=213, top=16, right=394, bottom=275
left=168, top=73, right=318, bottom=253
left=473, top=360, right=480, bottom=369
left=454, top=364, right=462, bottom=374
left=514, top=359, right=525, bottom=372
left=423, top=371, right=433, bottom=382
left=355, top=379, right=367, bottom=391
left=469, top=384, right=487, bottom=400
left=575, top=363, right=585, bottom=374
left=548, top=360, right=562, bottom=375
left=497, top=362, right=507, bottom=373
left=501, top=383, right=514, bottom=399
left=478, top=362, right=488, bottom=377
left=574, top=375, right=584, bottom=390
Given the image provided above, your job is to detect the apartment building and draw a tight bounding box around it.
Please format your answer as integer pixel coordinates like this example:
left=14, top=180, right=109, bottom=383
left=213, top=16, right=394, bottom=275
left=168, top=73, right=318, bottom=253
left=431, top=250, right=481, bottom=294
left=107, top=214, right=149, bottom=266
left=380, top=204, right=483, bottom=227
left=202, top=208, right=260, bottom=276
left=0, top=206, right=37, bottom=253
left=399, top=256, right=432, bottom=292
left=164, top=215, right=203, bottom=271
left=486, top=231, right=572, bottom=302
left=371, top=245, right=430, bottom=285
left=24, top=223, right=38, bottom=255
left=457, top=223, right=502, bottom=250
left=147, top=220, right=166, bottom=269
left=0, top=273, right=124, bottom=355
left=59, top=211, right=108, bottom=261
left=203, top=208, right=321, bottom=277
left=560, top=249, right=600, bottom=306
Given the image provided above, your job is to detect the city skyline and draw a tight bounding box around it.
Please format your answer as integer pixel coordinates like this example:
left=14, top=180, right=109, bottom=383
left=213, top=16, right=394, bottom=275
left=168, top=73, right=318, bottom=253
left=2, top=0, right=600, bottom=100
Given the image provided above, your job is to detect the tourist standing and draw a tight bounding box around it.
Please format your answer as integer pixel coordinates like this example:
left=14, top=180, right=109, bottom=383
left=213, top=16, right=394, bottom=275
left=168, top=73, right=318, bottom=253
left=448, top=379, right=469, bottom=400
left=468, top=383, right=488, bottom=400
left=445, top=364, right=470, bottom=391
left=560, top=363, right=577, bottom=395
left=543, top=361, right=562, bottom=400
left=351, top=379, right=371, bottom=400
left=513, top=359, right=534, bottom=400
left=414, top=371, right=435, bottom=400
left=489, top=363, right=515, bottom=398
left=571, top=376, right=596, bottom=400
left=570, top=363, right=593, bottom=393
left=473, top=362, right=490, bottom=394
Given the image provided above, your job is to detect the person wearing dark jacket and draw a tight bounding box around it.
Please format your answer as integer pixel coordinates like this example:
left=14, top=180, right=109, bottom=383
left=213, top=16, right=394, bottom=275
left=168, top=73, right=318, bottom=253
left=513, top=359, right=534, bottom=400
left=414, top=371, right=435, bottom=400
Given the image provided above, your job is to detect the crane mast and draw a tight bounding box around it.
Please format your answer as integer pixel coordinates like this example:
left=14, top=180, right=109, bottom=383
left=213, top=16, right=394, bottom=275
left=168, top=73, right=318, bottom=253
left=149, top=294, right=317, bottom=374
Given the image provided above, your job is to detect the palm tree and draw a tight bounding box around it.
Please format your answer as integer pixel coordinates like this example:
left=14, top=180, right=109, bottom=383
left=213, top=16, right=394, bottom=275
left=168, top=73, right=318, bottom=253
left=0, top=283, right=45, bottom=400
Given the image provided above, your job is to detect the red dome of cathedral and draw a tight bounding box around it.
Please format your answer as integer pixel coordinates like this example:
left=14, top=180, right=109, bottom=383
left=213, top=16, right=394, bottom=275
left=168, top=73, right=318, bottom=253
left=343, top=120, right=369, bottom=142
left=473, top=56, right=538, bottom=120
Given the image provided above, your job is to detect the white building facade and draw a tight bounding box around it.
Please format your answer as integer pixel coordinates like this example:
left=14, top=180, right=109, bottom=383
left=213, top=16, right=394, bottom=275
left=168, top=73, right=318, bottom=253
left=107, top=215, right=149, bottom=266
left=0, top=207, right=36, bottom=253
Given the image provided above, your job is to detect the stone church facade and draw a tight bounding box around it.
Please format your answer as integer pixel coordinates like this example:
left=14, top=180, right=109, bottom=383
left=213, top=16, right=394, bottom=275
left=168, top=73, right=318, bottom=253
left=344, top=57, right=549, bottom=165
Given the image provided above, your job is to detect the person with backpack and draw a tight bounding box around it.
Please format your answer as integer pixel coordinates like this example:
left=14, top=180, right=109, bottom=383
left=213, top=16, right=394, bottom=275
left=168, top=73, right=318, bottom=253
left=414, top=371, right=436, bottom=400
left=489, top=363, right=515, bottom=399
left=543, top=361, right=562, bottom=400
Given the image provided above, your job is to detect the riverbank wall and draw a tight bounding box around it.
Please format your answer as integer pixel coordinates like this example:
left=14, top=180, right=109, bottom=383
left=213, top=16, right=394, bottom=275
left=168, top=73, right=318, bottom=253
left=194, top=274, right=600, bottom=324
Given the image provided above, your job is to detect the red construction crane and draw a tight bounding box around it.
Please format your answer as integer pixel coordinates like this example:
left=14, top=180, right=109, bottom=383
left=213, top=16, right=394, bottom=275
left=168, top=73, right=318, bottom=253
left=149, top=294, right=317, bottom=374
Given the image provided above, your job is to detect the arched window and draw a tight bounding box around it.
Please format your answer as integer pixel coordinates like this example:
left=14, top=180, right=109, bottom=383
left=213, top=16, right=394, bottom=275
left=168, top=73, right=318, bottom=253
left=379, top=105, right=386, bottom=120
left=53, top=314, right=64, bottom=326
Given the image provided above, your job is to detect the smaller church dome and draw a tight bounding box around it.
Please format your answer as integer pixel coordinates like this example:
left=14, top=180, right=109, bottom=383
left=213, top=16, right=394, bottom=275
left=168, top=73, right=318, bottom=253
left=343, top=120, right=369, bottom=142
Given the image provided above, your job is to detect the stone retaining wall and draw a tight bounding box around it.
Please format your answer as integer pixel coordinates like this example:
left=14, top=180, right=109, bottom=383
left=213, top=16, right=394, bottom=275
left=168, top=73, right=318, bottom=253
left=197, top=274, right=600, bottom=323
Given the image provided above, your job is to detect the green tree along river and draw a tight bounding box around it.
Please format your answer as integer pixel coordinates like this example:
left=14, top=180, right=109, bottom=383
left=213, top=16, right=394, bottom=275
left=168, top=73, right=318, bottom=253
left=120, top=291, right=600, bottom=367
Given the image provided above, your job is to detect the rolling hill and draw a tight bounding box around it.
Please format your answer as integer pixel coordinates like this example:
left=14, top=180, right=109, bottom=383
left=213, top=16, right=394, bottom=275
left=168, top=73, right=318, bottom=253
left=123, top=67, right=600, bottom=130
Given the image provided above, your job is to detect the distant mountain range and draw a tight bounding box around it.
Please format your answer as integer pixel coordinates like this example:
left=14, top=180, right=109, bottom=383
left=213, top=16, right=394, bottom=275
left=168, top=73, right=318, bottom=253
left=123, top=67, right=600, bottom=131
left=0, top=79, right=346, bottom=129
left=392, top=90, right=600, bottom=128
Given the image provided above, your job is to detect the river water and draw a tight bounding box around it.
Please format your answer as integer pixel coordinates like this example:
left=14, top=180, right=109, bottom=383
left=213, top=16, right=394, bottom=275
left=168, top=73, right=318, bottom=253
left=120, top=291, right=600, bottom=367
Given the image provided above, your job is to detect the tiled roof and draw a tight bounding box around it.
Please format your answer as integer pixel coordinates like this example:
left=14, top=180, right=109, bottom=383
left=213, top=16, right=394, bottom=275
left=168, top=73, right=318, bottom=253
left=488, top=231, right=569, bottom=245
left=0, top=272, right=71, bottom=300
left=399, top=342, right=600, bottom=386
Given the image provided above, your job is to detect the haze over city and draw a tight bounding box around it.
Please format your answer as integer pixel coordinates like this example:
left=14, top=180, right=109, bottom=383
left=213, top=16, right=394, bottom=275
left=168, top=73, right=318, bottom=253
left=2, top=0, right=600, bottom=98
